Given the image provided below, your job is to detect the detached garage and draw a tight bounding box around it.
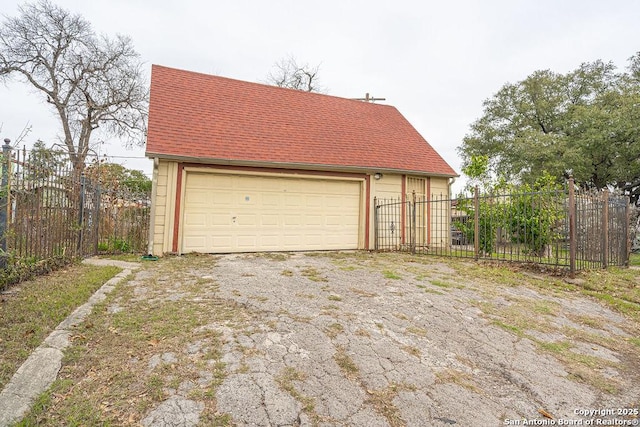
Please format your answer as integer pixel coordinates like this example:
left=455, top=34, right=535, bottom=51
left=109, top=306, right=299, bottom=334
left=146, top=65, right=457, bottom=255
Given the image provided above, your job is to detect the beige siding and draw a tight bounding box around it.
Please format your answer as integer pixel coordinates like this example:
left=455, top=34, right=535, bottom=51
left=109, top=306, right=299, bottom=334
left=429, top=177, right=450, bottom=248
left=152, top=160, right=179, bottom=255
left=372, top=174, right=402, bottom=200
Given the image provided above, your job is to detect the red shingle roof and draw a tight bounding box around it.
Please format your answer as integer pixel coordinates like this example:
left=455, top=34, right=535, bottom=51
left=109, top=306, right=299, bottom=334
left=146, top=65, right=457, bottom=177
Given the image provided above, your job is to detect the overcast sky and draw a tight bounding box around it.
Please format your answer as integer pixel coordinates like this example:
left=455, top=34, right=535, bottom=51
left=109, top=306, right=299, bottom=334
left=1, top=0, right=639, bottom=193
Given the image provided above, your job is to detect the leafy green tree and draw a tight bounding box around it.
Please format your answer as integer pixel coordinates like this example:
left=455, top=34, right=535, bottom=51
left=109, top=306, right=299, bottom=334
left=84, top=162, right=150, bottom=194
left=457, top=156, right=563, bottom=257
left=459, top=55, right=640, bottom=204
left=24, top=140, right=66, bottom=184
left=505, top=173, right=564, bottom=257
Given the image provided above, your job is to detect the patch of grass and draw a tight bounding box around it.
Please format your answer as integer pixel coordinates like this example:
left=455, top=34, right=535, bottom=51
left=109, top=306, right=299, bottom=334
left=566, top=313, right=605, bottom=329
left=146, top=375, right=166, bottom=401
left=276, top=367, right=319, bottom=422
left=16, top=256, right=253, bottom=424
left=532, top=300, right=560, bottom=316
left=258, top=252, right=290, bottom=261
left=295, top=293, right=315, bottom=299
left=334, top=346, right=359, bottom=380
left=0, top=263, right=121, bottom=391
left=325, top=322, right=344, bottom=339
left=405, top=326, right=427, bottom=337
left=492, top=320, right=524, bottom=337
left=383, top=270, right=402, bottom=280
left=435, top=368, right=481, bottom=394
left=628, top=337, right=640, bottom=348
left=430, top=279, right=452, bottom=288
left=536, top=340, right=572, bottom=354
left=424, top=288, right=445, bottom=295
left=629, top=253, right=640, bottom=267
left=401, top=345, right=421, bottom=358
left=281, top=269, right=294, bottom=277
left=354, top=328, right=371, bottom=337
left=327, top=294, right=342, bottom=302
left=350, top=287, right=378, bottom=297
left=366, top=383, right=415, bottom=427
left=393, top=312, right=409, bottom=321
left=301, top=266, right=328, bottom=282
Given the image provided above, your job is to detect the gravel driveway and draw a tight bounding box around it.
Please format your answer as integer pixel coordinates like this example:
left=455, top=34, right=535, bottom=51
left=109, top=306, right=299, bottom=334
left=135, top=252, right=639, bottom=426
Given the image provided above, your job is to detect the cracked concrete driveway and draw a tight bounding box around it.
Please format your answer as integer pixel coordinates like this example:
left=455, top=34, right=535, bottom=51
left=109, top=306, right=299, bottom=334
left=21, top=252, right=640, bottom=426
left=205, top=253, right=639, bottom=426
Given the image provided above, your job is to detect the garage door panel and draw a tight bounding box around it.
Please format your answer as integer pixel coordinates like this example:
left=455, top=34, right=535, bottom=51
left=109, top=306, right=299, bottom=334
left=182, top=173, right=361, bottom=253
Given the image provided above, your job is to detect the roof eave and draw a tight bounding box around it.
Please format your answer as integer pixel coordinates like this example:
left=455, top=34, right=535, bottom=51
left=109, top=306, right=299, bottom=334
left=144, top=152, right=459, bottom=178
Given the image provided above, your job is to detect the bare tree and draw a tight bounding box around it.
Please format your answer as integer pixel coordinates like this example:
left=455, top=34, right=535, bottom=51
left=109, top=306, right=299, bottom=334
left=0, top=0, right=147, bottom=171
left=266, top=55, right=325, bottom=92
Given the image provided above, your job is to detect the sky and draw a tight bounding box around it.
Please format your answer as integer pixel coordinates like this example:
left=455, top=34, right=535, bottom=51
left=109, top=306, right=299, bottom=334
left=0, top=0, right=639, bottom=194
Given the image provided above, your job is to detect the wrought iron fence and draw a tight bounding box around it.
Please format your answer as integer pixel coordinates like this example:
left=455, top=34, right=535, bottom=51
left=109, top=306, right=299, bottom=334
left=374, top=180, right=631, bottom=273
left=0, top=144, right=150, bottom=289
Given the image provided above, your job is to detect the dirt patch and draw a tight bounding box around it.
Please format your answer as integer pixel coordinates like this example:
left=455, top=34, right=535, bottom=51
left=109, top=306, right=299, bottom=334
left=19, top=252, right=640, bottom=426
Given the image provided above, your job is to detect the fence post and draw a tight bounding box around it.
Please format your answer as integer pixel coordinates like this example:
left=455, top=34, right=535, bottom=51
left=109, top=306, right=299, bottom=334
left=77, top=172, right=86, bottom=255
left=474, top=186, right=479, bottom=260
left=411, top=190, right=416, bottom=254
left=568, top=177, right=576, bottom=277
left=94, top=182, right=101, bottom=255
left=602, top=189, right=609, bottom=269
left=373, top=197, right=378, bottom=251
left=0, top=139, right=11, bottom=269
left=625, top=196, right=631, bottom=267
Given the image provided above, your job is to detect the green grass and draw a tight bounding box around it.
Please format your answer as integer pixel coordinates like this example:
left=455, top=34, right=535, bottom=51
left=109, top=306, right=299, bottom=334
left=629, top=253, right=640, bottom=267
left=429, top=279, right=452, bottom=288
left=383, top=270, right=402, bottom=280
left=0, top=263, right=121, bottom=391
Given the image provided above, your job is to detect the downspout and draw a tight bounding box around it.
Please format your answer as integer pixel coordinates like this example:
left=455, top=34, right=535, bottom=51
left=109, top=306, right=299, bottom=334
left=147, top=157, right=159, bottom=256
left=448, top=177, right=456, bottom=198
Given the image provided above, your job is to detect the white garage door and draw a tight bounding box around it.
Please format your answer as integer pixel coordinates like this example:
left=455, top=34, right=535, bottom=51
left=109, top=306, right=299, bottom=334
left=182, top=172, right=361, bottom=253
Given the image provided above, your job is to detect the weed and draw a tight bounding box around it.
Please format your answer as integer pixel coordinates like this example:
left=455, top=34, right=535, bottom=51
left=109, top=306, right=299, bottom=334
left=430, top=279, right=452, bottom=288
left=493, top=321, right=524, bottom=336
left=301, top=266, right=328, bottom=282
left=401, top=345, right=421, bottom=357
left=326, top=322, right=344, bottom=339
left=366, top=383, right=415, bottom=427
left=334, top=346, right=359, bottom=379
left=281, top=269, right=294, bottom=277
left=405, top=326, right=427, bottom=337
left=393, top=312, right=409, bottom=321
left=259, top=253, right=290, bottom=261
left=435, top=368, right=481, bottom=394
left=383, top=270, right=402, bottom=280
left=350, top=287, right=378, bottom=297
left=276, top=367, right=318, bottom=421
left=355, top=328, right=371, bottom=337
left=327, top=294, right=342, bottom=302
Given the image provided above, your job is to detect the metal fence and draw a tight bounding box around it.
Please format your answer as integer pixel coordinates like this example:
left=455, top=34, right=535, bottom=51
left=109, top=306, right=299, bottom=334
left=0, top=143, right=150, bottom=289
left=374, top=180, right=631, bottom=273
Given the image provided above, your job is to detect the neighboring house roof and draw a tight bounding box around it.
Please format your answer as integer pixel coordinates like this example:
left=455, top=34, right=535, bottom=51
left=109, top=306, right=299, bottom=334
left=146, top=65, right=457, bottom=177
